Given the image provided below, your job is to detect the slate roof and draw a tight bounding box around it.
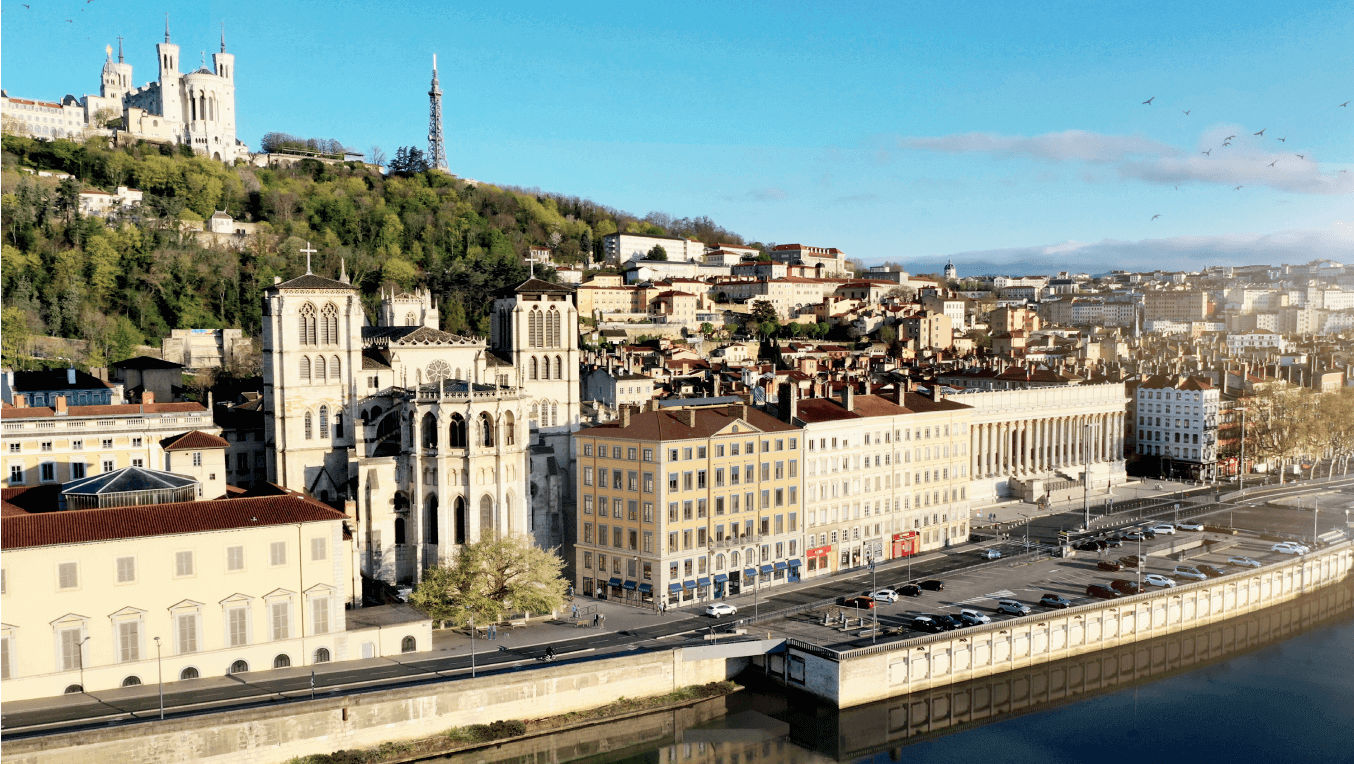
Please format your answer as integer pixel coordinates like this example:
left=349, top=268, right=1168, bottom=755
left=513, top=277, right=572, bottom=295
left=0, top=402, right=206, bottom=419
left=111, top=355, right=184, bottom=370
left=7, top=368, right=112, bottom=392
left=270, top=273, right=355, bottom=291
left=361, top=326, right=480, bottom=346
left=581, top=403, right=797, bottom=441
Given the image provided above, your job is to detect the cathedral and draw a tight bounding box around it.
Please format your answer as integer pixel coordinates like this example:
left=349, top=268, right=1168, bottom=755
left=261, top=260, right=579, bottom=586
left=1, top=20, right=244, bottom=162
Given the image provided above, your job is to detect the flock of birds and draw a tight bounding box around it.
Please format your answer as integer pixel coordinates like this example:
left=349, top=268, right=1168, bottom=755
left=1138, top=95, right=1349, bottom=220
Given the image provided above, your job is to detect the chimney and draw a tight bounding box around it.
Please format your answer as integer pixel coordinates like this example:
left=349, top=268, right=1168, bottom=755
left=740, top=403, right=748, bottom=421
left=143, top=390, right=155, bottom=405
left=686, top=409, right=697, bottom=428
left=843, top=386, right=855, bottom=412
left=930, top=382, right=943, bottom=402
left=861, top=377, right=872, bottom=396
left=54, top=395, right=68, bottom=416
left=778, top=382, right=798, bottom=423
left=67, top=367, right=76, bottom=385
left=621, top=405, right=631, bottom=428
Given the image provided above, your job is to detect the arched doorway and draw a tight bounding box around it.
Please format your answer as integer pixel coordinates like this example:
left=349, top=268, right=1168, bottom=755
left=401, top=636, right=417, bottom=653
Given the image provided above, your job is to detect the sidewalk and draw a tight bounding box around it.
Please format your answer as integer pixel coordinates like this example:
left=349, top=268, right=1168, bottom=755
left=428, top=597, right=700, bottom=655
left=970, top=477, right=1203, bottom=530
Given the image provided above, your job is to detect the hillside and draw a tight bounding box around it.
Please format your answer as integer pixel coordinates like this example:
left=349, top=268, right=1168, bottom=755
left=0, top=135, right=747, bottom=367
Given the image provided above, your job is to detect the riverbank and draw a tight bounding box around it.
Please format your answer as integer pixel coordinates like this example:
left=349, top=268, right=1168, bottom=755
left=287, top=681, right=737, bottom=764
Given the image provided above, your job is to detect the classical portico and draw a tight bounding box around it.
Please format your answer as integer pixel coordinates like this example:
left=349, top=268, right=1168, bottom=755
left=955, top=383, right=1129, bottom=503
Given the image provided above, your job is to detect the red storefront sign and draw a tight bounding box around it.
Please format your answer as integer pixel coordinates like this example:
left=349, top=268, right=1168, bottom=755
left=807, top=545, right=831, bottom=559
left=891, top=532, right=919, bottom=559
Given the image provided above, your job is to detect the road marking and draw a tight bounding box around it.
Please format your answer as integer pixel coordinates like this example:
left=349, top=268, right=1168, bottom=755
left=956, top=589, right=1016, bottom=605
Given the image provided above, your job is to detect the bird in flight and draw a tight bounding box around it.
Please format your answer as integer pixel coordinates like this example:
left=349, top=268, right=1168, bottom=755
left=1234, top=185, right=1244, bottom=190
left=1340, top=101, right=1350, bottom=107
left=1225, top=135, right=1237, bottom=141
left=1253, top=128, right=1266, bottom=136
left=1142, top=96, right=1155, bottom=105
left=1268, top=160, right=1278, bottom=168
left=1223, top=141, right=1232, bottom=148
left=1296, top=154, right=1305, bottom=160
left=1201, top=149, right=1212, bottom=156
left=1277, top=137, right=1286, bottom=143
left=1151, top=214, right=1161, bottom=221
left=1182, top=110, right=1191, bottom=116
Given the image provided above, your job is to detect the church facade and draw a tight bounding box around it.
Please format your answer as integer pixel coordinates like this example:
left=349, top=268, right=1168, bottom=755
left=1, top=21, right=244, bottom=162
left=261, top=265, right=579, bottom=586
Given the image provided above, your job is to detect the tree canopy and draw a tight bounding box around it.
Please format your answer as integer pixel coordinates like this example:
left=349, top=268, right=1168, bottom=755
left=408, top=535, right=568, bottom=627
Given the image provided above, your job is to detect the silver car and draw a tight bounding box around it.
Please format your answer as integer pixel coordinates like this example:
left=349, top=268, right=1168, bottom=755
left=996, top=599, right=1031, bottom=615
left=959, top=608, right=992, bottom=626
left=1228, top=555, right=1262, bottom=568
left=1173, top=565, right=1207, bottom=581
left=1144, top=574, right=1177, bottom=587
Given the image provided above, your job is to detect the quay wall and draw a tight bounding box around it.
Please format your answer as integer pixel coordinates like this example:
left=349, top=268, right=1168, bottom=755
left=3, top=647, right=746, bottom=764
left=772, top=541, right=1353, bottom=708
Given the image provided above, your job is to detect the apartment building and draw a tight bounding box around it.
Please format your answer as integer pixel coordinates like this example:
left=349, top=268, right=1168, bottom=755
left=795, top=386, right=973, bottom=578
left=1143, top=290, right=1208, bottom=323
left=573, top=401, right=803, bottom=608
left=1134, top=375, right=1219, bottom=480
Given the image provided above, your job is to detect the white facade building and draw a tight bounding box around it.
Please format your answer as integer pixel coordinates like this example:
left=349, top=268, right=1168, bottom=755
left=1134, top=375, right=1219, bottom=480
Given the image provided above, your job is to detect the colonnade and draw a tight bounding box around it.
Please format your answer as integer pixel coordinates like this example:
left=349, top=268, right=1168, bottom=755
left=971, top=412, right=1125, bottom=478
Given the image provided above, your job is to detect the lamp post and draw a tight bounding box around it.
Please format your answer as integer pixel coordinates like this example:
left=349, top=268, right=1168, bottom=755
left=78, top=636, right=90, bottom=693
left=153, top=636, right=164, bottom=720
left=467, top=614, right=476, bottom=678
left=869, top=558, right=878, bottom=643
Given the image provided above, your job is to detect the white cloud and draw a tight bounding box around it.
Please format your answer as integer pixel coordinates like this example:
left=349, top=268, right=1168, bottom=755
left=899, top=130, right=1174, bottom=163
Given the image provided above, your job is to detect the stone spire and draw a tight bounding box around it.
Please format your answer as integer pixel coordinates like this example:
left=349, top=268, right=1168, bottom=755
left=164, top=13, right=171, bottom=43
left=117, top=34, right=125, bottom=63
left=220, top=22, right=226, bottom=53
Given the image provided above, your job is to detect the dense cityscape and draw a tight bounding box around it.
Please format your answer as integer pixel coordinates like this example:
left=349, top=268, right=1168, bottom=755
left=2, top=6, right=1352, bottom=763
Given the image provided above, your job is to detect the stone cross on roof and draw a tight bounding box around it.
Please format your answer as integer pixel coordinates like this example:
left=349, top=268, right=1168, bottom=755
left=300, top=241, right=317, bottom=274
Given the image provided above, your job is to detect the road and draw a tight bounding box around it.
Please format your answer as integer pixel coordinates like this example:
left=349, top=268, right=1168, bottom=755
left=5, top=474, right=1350, bottom=737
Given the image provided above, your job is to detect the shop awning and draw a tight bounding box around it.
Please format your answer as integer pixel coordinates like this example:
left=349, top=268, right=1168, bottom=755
left=683, top=580, right=697, bottom=589
left=697, top=576, right=711, bottom=587
left=638, top=583, right=653, bottom=594
left=623, top=580, right=637, bottom=590
left=788, top=559, right=802, bottom=568
left=713, top=573, right=729, bottom=583
left=744, top=568, right=758, bottom=577
left=759, top=564, right=774, bottom=574
left=607, top=577, right=623, bottom=587
left=668, top=583, right=682, bottom=593
left=773, top=561, right=787, bottom=571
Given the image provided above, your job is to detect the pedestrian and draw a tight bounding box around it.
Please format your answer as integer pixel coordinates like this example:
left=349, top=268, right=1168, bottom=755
left=661, top=601, right=667, bottom=616
left=571, top=603, right=579, bottom=620
left=593, top=613, right=600, bottom=627
left=488, top=623, right=496, bottom=640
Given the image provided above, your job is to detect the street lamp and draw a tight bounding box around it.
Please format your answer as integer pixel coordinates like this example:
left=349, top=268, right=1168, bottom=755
left=467, top=613, right=476, bottom=678
left=77, top=636, right=90, bottom=693
left=869, top=558, right=878, bottom=644
left=153, top=636, right=164, bottom=720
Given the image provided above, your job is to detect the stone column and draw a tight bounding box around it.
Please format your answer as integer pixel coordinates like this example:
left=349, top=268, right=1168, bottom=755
left=985, top=423, right=994, bottom=477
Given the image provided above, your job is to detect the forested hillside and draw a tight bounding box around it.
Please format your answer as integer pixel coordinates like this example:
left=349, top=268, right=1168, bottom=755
left=0, top=135, right=746, bottom=367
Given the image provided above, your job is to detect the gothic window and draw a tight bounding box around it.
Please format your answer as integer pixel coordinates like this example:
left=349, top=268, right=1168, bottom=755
left=319, top=406, right=330, bottom=438
left=330, top=355, right=340, bottom=379
left=479, top=412, right=495, bottom=447
left=454, top=496, right=467, bottom=545
left=393, top=517, right=406, bottom=545
left=299, top=355, right=311, bottom=381
left=304, top=412, right=313, bottom=439
left=479, top=494, right=494, bottom=538
left=421, top=413, right=437, bottom=450
left=503, top=411, right=516, bottom=446
left=405, top=311, right=416, bottom=326
left=546, top=307, right=560, bottom=347
left=299, top=304, right=317, bottom=345
left=529, top=402, right=539, bottom=427
left=528, top=308, right=542, bottom=347
left=321, top=304, right=339, bottom=345
left=424, top=494, right=439, bottom=544
left=335, top=412, right=344, bottom=439
left=550, top=402, right=559, bottom=428
left=541, top=356, right=550, bottom=380
left=554, top=355, right=563, bottom=379
left=529, top=356, right=538, bottom=380
left=314, top=356, right=326, bottom=382
left=426, top=360, right=451, bottom=384
left=448, top=414, right=467, bottom=448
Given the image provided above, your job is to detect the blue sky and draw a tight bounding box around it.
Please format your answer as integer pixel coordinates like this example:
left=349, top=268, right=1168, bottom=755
left=3, top=1, right=1351, bottom=273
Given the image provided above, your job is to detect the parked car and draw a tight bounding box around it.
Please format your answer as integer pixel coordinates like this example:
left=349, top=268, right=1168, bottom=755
left=1039, top=593, right=1073, bottom=609
left=920, top=579, right=945, bottom=591
left=1119, top=555, right=1144, bottom=568
left=932, top=614, right=964, bottom=631
left=899, top=584, right=923, bottom=597
left=996, top=599, right=1031, bottom=615
left=1228, top=555, right=1262, bottom=568
left=981, top=549, right=1003, bottom=559
left=1177, top=521, right=1205, bottom=532
left=1272, top=541, right=1310, bottom=555
left=1086, top=584, right=1122, bottom=599
left=1098, top=560, right=1124, bottom=572
left=704, top=603, right=738, bottom=617
left=1173, top=565, right=1207, bottom=581
left=958, top=609, right=992, bottom=626
left=1197, top=564, right=1227, bottom=578
left=1139, top=528, right=1158, bottom=539
left=910, top=615, right=944, bottom=633
left=1104, top=537, right=1124, bottom=548
left=1150, top=524, right=1177, bottom=536
left=1110, top=579, right=1142, bottom=594
left=842, top=595, right=875, bottom=609
left=1144, top=574, right=1177, bottom=588
left=870, top=589, right=900, bottom=603
left=1123, top=531, right=1146, bottom=542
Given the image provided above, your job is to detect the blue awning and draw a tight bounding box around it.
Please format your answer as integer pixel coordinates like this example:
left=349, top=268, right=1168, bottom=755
left=773, top=561, right=787, bottom=571
left=608, top=577, right=623, bottom=587
left=787, top=559, right=802, bottom=568
left=683, top=579, right=697, bottom=589
left=697, top=576, right=711, bottom=587
left=760, top=564, right=774, bottom=574
left=668, top=583, right=683, bottom=593
left=638, top=583, right=653, bottom=594
left=744, top=567, right=758, bottom=577
left=623, top=580, right=637, bottom=590
left=713, top=573, right=729, bottom=583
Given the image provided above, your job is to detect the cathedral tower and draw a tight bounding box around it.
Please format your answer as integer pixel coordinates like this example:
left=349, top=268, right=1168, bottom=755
left=156, top=16, right=182, bottom=122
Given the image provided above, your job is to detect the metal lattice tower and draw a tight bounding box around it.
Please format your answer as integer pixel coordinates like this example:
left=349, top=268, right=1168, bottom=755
left=427, top=54, right=447, bottom=171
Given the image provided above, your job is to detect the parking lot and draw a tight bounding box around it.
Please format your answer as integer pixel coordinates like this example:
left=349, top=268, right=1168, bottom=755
left=767, top=524, right=1327, bottom=649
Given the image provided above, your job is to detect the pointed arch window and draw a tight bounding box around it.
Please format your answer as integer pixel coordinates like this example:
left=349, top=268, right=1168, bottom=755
left=448, top=414, right=467, bottom=448
left=330, top=355, right=341, bottom=379
left=405, top=311, right=416, bottom=326
left=541, top=355, right=550, bottom=380
left=529, top=402, right=539, bottom=427
left=546, top=307, right=560, bottom=347
left=529, top=356, right=538, bottom=380
left=554, top=355, right=563, bottom=379
left=479, top=412, right=495, bottom=447
left=299, top=303, right=317, bottom=345
left=334, top=411, right=344, bottom=439
left=321, top=303, right=339, bottom=345
left=503, top=411, right=516, bottom=446
left=529, top=308, right=543, bottom=347
left=319, top=406, right=330, bottom=438
left=299, top=355, right=311, bottom=381
left=314, top=356, right=326, bottom=382
left=304, top=411, right=313, bottom=439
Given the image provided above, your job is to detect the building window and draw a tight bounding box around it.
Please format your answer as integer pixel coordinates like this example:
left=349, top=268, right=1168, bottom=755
left=41, top=441, right=52, bottom=452
left=314, top=648, right=331, bottom=663
left=311, top=537, right=327, bottom=561
left=227, top=608, right=249, bottom=647
left=273, top=654, right=291, bottom=669
left=192, top=452, right=202, bottom=467
left=117, top=620, right=141, bottom=662
left=8, top=464, right=22, bottom=484
left=116, top=556, right=136, bottom=583
left=58, top=562, right=78, bottom=590
left=175, top=551, right=195, bottom=577
left=132, top=437, right=142, bottom=448
left=226, top=545, right=245, bottom=571
left=270, top=542, right=287, bottom=566
left=312, top=597, right=330, bottom=635
left=40, top=462, right=56, bottom=483
left=101, top=438, right=113, bottom=449
left=102, top=459, right=115, bottom=473
left=176, top=611, right=199, bottom=654
left=270, top=600, right=291, bottom=641
left=401, top=635, right=416, bottom=653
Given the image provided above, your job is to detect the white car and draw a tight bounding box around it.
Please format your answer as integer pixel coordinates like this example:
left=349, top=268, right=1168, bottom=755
left=1149, top=524, right=1177, bottom=535
left=996, top=599, right=1031, bottom=615
left=1271, top=542, right=1309, bottom=555
left=958, top=609, right=992, bottom=626
left=704, top=603, right=737, bottom=617
left=869, top=589, right=900, bottom=603
left=1176, top=521, right=1205, bottom=532
left=1144, top=574, right=1177, bottom=587
left=1173, top=565, right=1207, bottom=581
left=981, top=549, right=1003, bottom=560
left=1228, top=555, right=1262, bottom=568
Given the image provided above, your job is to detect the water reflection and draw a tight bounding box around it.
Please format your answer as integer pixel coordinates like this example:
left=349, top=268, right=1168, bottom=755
left=440, top=580, right=1353, bottom=763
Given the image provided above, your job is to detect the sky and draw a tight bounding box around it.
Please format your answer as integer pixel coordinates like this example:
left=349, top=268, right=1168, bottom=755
left=3, top=1, right=1352, bottom=274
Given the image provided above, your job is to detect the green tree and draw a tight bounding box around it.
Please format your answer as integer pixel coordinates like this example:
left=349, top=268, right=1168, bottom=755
left=1, top=306, right=33, bottom=362
left=699, top=321, right=715, bottom=336
left=749, top=300, right=778, bottom=324
left=644, top=244, right=668, bottom=261
left=409, top=536, right=568, bottom=628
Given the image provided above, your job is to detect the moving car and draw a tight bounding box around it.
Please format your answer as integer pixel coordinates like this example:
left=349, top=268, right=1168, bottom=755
left=1086, top=584, right=1122, bottom=599
left=704, top=603, right=738, bottom=617
left=920, top=579, right=945, bottom=591
left=1173, top=565, right=1207, bottom=581
left=1228, top=555, right=1262, bottom=568
left=1110, top=579, right=1142, bottom=594
left=958, top=609, right=992, bottom=626
left=1097, top=560, right=1124, bottom=572
left=1039, top=593, right=1073, bottom=609
left=1197, top=564, right=1227, bottom=578
left=1144, top=574, right=1177, bottom=587
left=996, top=599, right=1031, bottom=615
left=1176, top=521, right=1205, bottom=531
left=981, top=549, right=1003, bottom=559
left=869, top=589, right=899, bottom=603
left=1074, top=540, right=1099, bottom=551
left=899, top=584, right=922, bottom=597
left=1149, top=524, right=1177, bottom=536
left=842, top=595, right=876, bottom=609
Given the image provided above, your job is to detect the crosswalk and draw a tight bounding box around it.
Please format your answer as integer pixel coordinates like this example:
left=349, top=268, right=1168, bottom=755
left=956, top=589, right=1016, bottom=605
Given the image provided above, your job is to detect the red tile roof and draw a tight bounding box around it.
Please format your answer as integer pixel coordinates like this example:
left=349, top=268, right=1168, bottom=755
left=580, top=404, right=797, bottom=441
left=1, top=490, right=347, bottom=550
left=0, top=402, right=206, bottom=419
left=161, top=430, right=230, bottom=451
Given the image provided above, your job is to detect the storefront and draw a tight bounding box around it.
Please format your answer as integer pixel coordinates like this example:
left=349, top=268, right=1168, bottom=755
left=787, top=558, right=802, bottom=582
left=713, top=573, right=729, bottom=598
left=805, top=545, right=832, bottom=576
left=891, top=531, right=919, bottom=559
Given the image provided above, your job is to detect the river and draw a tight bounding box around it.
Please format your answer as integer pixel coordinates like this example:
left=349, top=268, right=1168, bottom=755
left=442, top=580, right=1354, bottom=763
